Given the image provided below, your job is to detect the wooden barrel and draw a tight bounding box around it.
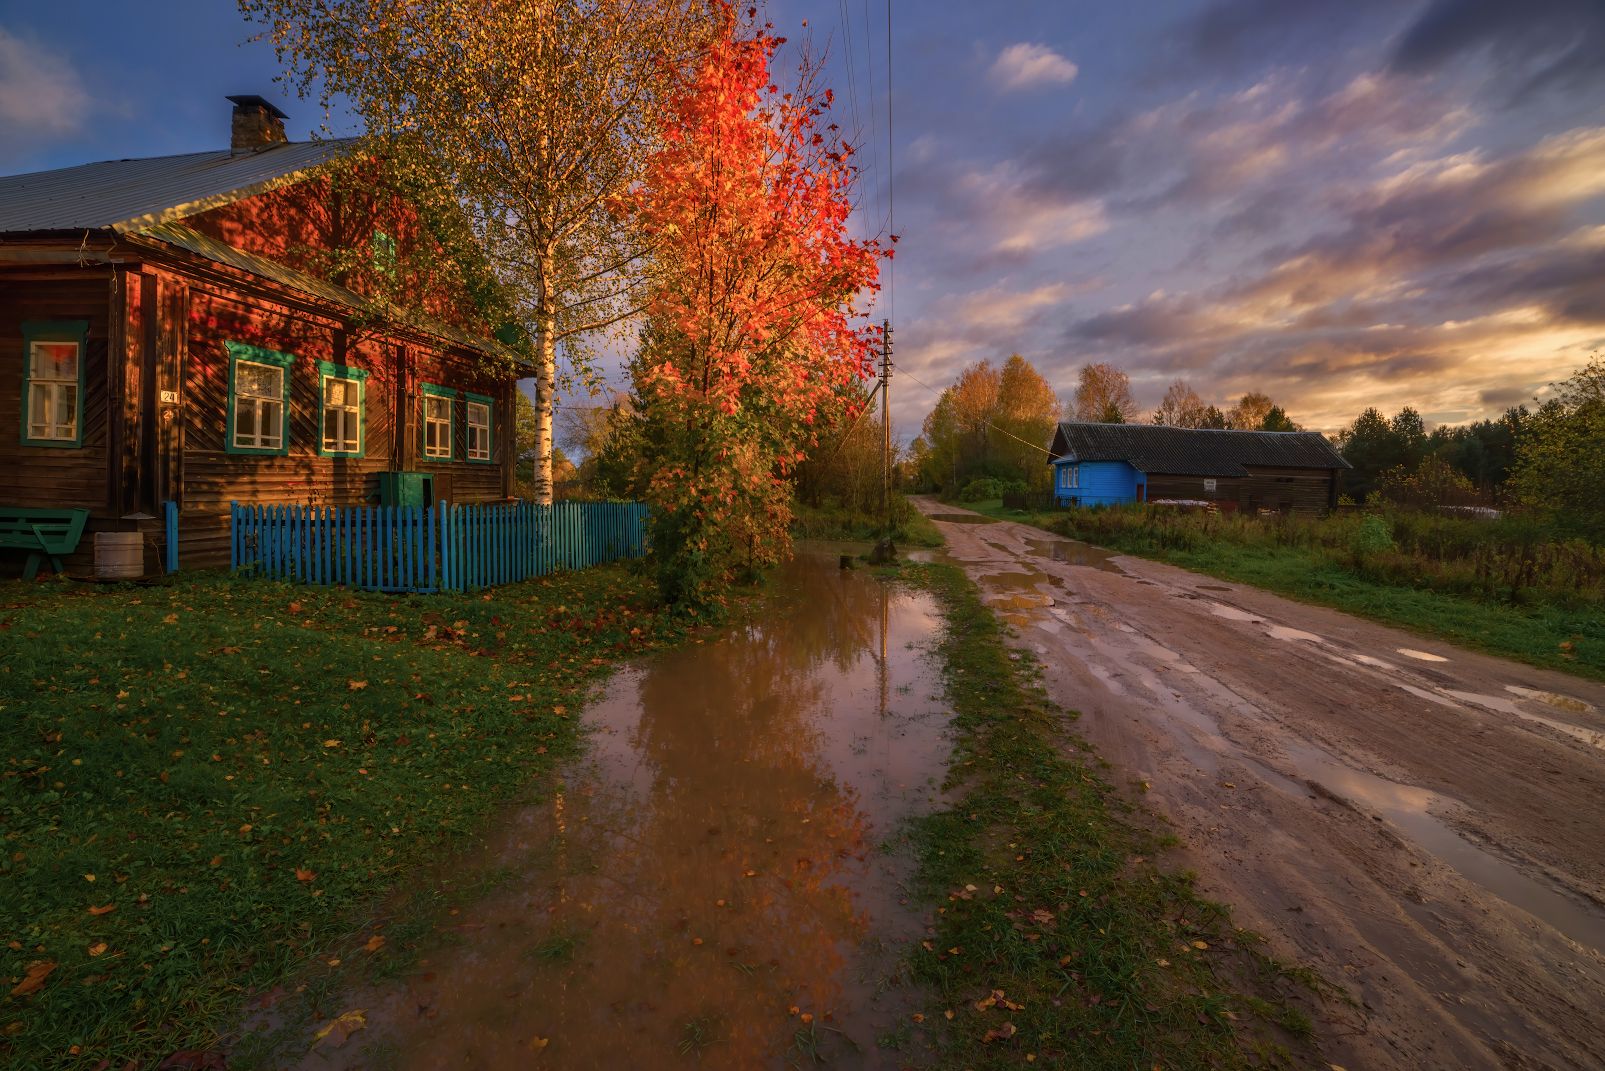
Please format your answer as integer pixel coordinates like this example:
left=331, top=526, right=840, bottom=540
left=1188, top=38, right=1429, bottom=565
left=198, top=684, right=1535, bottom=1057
left=94, top=532, right=143, bottom=579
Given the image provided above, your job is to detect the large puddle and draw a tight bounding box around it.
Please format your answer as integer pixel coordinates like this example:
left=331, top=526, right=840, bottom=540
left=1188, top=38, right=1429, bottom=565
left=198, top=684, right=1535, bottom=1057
left=297, top=552, right=951, bottom=1069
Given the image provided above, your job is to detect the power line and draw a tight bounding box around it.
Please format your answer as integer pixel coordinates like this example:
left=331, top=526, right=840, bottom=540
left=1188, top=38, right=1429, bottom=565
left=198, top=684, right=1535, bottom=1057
left=885, top=0, right=894, bottom=323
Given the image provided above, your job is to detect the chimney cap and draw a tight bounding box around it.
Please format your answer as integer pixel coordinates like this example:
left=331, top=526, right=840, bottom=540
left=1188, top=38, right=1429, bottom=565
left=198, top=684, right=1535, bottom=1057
left=226, top=94, right=289, bottom=120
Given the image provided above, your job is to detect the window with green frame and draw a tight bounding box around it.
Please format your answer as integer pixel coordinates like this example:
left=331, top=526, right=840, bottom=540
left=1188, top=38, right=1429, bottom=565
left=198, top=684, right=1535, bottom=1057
left=465, top=392, right=493, bottom=463
left=21, top=320, right=88, bottom=447
left=421, top=383, right=456, bottom=460
left=317, top=360, right=369, bottom=457
left=225, top=341, right=294, bottom=455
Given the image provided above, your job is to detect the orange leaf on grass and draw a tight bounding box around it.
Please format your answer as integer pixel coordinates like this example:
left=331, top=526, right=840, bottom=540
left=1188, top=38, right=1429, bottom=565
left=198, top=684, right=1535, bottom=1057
left=10, top=960, right=55, bottom=997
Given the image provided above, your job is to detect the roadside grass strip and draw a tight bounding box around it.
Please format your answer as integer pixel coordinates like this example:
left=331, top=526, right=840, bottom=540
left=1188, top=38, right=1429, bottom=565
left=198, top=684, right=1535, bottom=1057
left=907, top=562, right=1325, bottom=1069
left=0, top=566, right=694, bottom=1070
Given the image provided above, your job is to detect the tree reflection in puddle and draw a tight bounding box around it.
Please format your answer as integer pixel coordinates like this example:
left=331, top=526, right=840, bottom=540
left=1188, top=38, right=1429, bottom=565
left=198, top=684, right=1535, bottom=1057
left=303, top=553, right=952, bottom=1070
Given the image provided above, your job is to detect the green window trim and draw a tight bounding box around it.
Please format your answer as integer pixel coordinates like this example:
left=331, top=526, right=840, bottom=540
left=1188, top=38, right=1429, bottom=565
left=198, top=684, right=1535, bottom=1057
left=316, top=360, right=369, bottom=459
left=465, top=391, right=494, bottom=464
left=20, top=320, right=89, bottom=448
left=225, top=341, right=294, bottom=457
left=420, top=382, right=456, bottom=461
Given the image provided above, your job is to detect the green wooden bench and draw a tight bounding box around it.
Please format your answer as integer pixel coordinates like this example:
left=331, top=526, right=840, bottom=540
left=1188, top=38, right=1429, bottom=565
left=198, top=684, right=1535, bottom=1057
left=0, top=508, right=90, bottom=580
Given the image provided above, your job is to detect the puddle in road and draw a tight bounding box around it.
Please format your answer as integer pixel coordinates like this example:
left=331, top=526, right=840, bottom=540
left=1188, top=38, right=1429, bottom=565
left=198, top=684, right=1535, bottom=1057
left=1506, top=685, right=1595, bottom=716
left=1273, top=741, right=1605, bottom=954
left=302, top=553, right=952, bottom=1069
left=1020, top=536, right=1127, bottom=573
left=1397, top=648, right=1449, bottom=663
left=1446, top=690, right=1605, bottom=753
left=1207, top=602, right=1262, bottom=623
left=1351, top=654, right=1398, bottom=672
left=1267, top=625, right=1323, bottom=644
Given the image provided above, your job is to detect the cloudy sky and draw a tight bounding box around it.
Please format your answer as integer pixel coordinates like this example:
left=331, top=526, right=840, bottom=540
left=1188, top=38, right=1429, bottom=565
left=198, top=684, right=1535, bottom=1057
left=3, top=1, right=1603, bottom=436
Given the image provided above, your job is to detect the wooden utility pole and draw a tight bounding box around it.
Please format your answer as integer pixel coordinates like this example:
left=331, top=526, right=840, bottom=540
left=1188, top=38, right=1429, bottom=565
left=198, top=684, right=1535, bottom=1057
left=881, top=320, right=892, bottom=538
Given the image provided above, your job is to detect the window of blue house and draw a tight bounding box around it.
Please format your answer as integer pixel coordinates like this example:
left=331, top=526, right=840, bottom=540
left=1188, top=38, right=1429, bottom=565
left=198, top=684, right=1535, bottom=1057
left=465, top=392, right=493, bottom=463
left=226, top=341, right=294, bottom=455
left=21, top=320, right=88, bottom=447
left=317, top=360, right=369, bottom=457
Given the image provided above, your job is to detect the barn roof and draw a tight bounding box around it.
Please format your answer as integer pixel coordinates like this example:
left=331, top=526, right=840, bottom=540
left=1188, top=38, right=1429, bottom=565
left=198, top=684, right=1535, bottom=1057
left=0, top=139, right=354, bottom=234
left=1048, top=422, right=1350, bottom=476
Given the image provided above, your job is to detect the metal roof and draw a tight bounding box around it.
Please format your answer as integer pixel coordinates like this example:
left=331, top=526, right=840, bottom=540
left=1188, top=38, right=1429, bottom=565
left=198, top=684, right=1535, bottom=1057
left=1048, top=421, right=1350, bottom=476
left=0, top=139, right=354, bottom=233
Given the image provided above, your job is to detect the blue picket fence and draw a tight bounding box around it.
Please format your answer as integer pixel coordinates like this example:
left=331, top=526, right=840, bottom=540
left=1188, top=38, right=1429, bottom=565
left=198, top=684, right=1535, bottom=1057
left=229, top=499, right=650, bottom=593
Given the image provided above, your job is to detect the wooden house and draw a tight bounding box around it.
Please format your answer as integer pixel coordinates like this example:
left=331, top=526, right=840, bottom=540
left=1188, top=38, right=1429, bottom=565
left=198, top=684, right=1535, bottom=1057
left=1047, top=421, right=1349, bottom=514
left=0, top=96, right=526, bottom=573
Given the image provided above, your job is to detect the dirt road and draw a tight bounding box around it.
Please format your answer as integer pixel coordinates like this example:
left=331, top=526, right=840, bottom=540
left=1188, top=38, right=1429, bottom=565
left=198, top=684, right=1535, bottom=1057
left=918, top=500, right=1605, bottom=1070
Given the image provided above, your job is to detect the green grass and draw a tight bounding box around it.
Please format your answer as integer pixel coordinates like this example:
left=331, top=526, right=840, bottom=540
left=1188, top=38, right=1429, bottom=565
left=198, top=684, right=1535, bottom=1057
left=0, top=566, right=702, bottom=1070
left=789, top=499, right=945, bottom=548
left=970, top=501, right=1604, bottom=680
left=902, top=562, right=1325, bottom=1069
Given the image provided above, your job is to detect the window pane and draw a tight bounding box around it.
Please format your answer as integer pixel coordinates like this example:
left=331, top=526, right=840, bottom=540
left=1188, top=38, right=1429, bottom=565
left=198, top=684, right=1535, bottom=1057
left=425, top=395, right=449, bottom=420
left=55, top=385, right=77, bottom=436
left=238, top=362, right=281, bottom=399
left=260, top=400, right=282, bottom=448
left=30, top=341, right=79, bottom=380
left=236, top=400, right=258, bottom=444
left=29, top=383, right=50, bottom=437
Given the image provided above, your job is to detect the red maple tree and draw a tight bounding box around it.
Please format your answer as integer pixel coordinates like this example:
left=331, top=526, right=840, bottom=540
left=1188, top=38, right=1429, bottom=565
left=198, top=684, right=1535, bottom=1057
left=626, top=2, right=887, bottom=603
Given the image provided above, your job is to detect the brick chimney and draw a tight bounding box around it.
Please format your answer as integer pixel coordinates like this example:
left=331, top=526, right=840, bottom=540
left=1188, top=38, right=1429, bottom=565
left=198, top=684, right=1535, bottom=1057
left=226, top=95, right=289, bottom=153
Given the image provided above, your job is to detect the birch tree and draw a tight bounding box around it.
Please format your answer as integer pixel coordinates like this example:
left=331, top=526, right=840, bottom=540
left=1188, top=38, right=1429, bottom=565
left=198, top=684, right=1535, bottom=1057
left=242, top=0, right=711, bottom=503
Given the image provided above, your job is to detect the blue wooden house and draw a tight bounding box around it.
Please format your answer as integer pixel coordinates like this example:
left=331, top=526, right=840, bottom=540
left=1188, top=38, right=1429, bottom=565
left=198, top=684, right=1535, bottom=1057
left=1047, top=422, right=1349, bottom=514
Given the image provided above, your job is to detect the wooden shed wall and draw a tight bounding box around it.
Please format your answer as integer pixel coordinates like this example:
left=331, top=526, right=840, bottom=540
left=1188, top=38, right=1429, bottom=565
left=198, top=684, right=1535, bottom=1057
left=1145, top=466, right=1336, bottom=514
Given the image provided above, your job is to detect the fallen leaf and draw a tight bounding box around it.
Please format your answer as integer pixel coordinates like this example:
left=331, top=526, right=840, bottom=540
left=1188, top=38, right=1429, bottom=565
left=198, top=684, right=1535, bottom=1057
left=364, top=934, right=386, bottom=953
left=800, top=1013, right=814, bottom=1024
left=911, top=1013, right=925, bottom=1023
left=1192, top=940, right=1209, bottom=950
left=348, top=680, right=368, bottom=691
left=10, top=960, right=55, bottom=997
left=312, top=1009, right=366, bottom=1047
left=944, top=1009, right=955, bottom=1020
left=87, top=903, right=116, bottom=916
left=528, top=1035, right=549, bottom=1051
left=982, top=1022, right=1017, bottom=1043
left=322, top=740, right=341, bottom=748
left=295, top=868, right=316, bottom=883
left=87, top=942, right=108, bottom=957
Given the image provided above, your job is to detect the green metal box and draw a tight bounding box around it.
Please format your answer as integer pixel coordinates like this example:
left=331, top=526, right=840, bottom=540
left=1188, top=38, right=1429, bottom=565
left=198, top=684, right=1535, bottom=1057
left=377, top=471, right=436, bottom=507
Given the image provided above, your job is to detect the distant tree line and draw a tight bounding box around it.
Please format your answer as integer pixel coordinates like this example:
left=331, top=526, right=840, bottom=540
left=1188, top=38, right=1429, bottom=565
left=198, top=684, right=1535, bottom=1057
left=1338, top=357, right=1604, bottom=542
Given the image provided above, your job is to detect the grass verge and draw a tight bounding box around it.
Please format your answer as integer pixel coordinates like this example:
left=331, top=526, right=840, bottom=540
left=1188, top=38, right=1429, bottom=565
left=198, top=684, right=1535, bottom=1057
left=0, top=565, right=703, bottom=1070
left=790, top=499, right=945, bottom=548
left=904, top=562, right=1325, bottom=1068
left=969, top=501, right=1603, bottom=680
